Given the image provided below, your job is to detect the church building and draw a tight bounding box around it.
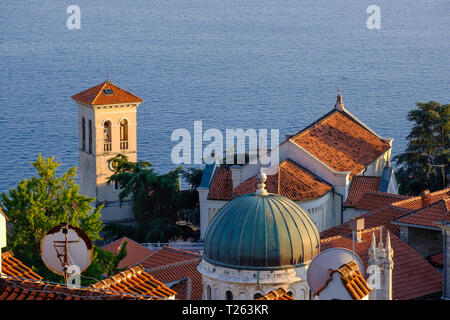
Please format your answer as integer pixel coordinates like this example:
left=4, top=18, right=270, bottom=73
left=198, top=91, right=399, bottom=238
left=72, top=81, right=143, bottom=222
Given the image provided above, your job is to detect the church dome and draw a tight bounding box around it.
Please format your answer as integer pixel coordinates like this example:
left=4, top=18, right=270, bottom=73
left=203, top=192, right=320, bottom=270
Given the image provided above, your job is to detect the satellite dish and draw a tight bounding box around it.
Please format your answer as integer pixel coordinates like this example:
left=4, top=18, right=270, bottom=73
left=40, top=223, right=93, bottom=280
left=306, top=248, right=365, bottom=294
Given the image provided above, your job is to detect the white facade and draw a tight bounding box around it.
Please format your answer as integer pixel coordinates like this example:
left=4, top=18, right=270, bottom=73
left=198, top=259, right=310, bottom=300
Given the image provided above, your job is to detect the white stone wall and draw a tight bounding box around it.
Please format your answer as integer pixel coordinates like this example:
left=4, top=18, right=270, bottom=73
left=297, top=191, right=337, bottom=232
left=198, top=260, right=310, bottom=300
left=199, top=188, right=229, bottom=240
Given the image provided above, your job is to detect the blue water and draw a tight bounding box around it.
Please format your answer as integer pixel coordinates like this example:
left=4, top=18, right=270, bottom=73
left=0, top=0, right=449, bottom=194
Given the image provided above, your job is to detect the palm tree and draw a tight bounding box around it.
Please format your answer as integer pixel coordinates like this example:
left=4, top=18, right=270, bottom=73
left=394, top=101, right=449, bottom=195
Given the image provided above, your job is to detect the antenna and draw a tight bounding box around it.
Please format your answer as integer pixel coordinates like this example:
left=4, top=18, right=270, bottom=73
left=41, top=223, right=93, bottom=285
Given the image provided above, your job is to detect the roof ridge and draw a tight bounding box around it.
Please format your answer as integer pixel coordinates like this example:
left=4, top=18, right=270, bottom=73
left=144, top=257, right=201, bottom=273
left=91, top=82, right=108, bottom=105
left=1, top=251, right=13, bottom=259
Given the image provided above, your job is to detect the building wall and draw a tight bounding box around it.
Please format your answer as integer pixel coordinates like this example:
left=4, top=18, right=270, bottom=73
left=297, top=191, right=338, bottom=232
left=199, top=188, right=229, bottom=240
left=364, top=150, right=391, bottom=177
left=399, top=226, right=442, bottom=258
left=197, top=260, right=310, bottom=300
left=443, top=229, right=450, bottom=300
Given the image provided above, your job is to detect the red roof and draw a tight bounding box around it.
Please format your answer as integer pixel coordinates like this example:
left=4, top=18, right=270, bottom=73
left=323, top=188, right=450, bottom=238
left=345, top=176, right=381, bottom=207
left=321, top=227, right=443, bottom=300
left=209, top=159, right=332, bottom=201
left=91, top=265, right=176, bottom=299
left=102, top=237, right=154, bottom=269
left=208, top=166, right=233, bottom=200
left=291, top=110, right=391, bottom=176
left=1, top=252, right=42, bottom=280
left=0, top=277, right=153, bottom=300
left=233, top=159, right=332, bottom=201
left=354, top=191, right=409, bottom=211
left=139, top=247, right=202, bottom=300
left=72, top=81, right=143, bottom=106
left=395, top=198, right=450, bottom=229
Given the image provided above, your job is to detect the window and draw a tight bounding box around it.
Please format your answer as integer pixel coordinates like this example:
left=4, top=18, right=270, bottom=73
left=81, top=117, right=86, bottom=150
left=254, top=293, right=263, bottom=299
left=120, top=119, right=128, bottom=150
left=103, top=120, right=112, bottom=151
left=103, top=88, right=114, bottom=95
left=88, top=120, right=93, bottom=153
left=206, top=286, right=211, bottom=300
left=225, top=291, right=233, bottom=301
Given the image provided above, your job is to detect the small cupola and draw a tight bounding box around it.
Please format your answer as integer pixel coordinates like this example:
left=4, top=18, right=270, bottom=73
left=334, top=88, right=346, bottom=112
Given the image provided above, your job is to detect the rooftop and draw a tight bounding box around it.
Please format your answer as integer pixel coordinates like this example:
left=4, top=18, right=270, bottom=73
left=1, top=252, right=42, bottom=281
left=102, top=236, right=154, bottom=269
left=394, top=197, right=450, bottom=230
left=290, top=109, right=391, bottom=176
left=257, top=288, right=295, bottom=300
left=72, top=81, right=143, bottom=106
left=320, top=226, right=443, bottom=300
left=345, top=176, right=381, bottom=207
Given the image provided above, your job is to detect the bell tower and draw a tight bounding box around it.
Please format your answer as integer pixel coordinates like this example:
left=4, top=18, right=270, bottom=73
left=72, top=81, right=143, bottom=222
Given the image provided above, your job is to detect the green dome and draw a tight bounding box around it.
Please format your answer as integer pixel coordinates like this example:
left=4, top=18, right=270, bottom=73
left=203, top=193, right=320, bottom=270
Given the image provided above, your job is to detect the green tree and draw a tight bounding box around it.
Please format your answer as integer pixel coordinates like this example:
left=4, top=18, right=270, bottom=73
left=0, top=155, right=114, bottom=284
left=181, top=167, right=204, bottom=190
left=394, top=101, right=449, bottom=195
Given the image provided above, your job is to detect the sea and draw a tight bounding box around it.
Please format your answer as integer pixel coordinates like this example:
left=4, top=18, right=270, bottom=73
left=0, top=0, right=449, bottom=194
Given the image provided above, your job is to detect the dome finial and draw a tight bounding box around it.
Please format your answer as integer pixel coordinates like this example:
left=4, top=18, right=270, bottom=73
left=255, top=145, right=268, bottom=196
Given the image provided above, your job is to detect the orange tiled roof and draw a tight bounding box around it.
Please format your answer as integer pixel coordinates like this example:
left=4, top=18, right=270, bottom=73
left=72, top=81, right=143, bottom=106
left=138, top=247, right=202, bottom=300
left=0, top=277, right=153, bottom=300
left=91, top=265, right=176, bottom=299
left=314, top=261, right=372, bottom=300
left=345, top=176, right=381, bottom=207
left=257, top=288, right=295, bottom=300
left=354, top=191, right=409, bottom=211
left=322, top=188, right=450, bottom=238
left=208, top=166, right=233, bottom=200
left=233, top=159, right=332, bottom=201
left=145, top=258, right=202, bottom=300
left=1, top=252, right=42, bottom=280
left=321, top=226, right=443, bottom=300
left=102, top=237, right=154, bottom=269
left=394, top=198, right=450, bottom=229
left=139, top=246, right=201, bottom=269
left=291, top=110, right=391, bottom=176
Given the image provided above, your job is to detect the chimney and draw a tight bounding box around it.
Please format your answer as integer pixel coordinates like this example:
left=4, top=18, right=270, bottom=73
left=350, top=217, right=364, bottom=242
left=230, top=165, right=242, bottom=189
left=420, top=190, right=431, bottom=206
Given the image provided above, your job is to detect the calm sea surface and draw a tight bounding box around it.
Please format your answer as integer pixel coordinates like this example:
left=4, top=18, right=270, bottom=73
left=0, top=0, right=449, bottom=194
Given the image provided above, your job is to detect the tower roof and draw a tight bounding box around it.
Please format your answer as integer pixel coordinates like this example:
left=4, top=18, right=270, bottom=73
left=203, top=193, right=320, bottom=270
left=72, top=81, right=143, bottom=106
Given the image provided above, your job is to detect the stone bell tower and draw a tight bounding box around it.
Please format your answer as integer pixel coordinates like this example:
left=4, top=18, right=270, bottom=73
left=72, top=81, right=143, bottom=222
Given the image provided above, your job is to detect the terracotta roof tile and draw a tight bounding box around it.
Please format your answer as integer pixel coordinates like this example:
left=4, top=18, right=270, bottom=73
left=394, top=199, right=450, bottom=229
left=139, top=246, right=201, bottom=269
left=354, top=191, right=409, bottom=211
left=91, top=265, right=176, bottom=299
left=291, top=110, right=391, bottom=176
left=72, top=81, right=143, bottom=106
left=1, top=252, right=42, bottom=280
left=102, top=237, right=154, bottom=269
left=392, top=188, right=450, bottom=211
left=0, top=277, right=153, bottom=300
left=314, top=261, right=372, bottom=300
left=144, top=258, right=202, bottom=300
left=233, top=159, right=332, bottom=201
left=208, top=166, right=233, bottom=200
left=321, top=227, right=443, bottom=300
left=257, top=288, right=295, bottom=300
left=345, top=176, right=381, bottom=207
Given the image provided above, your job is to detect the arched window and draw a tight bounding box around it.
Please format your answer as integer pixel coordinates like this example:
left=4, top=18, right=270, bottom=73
left=253, top=293, right=263, bottom=299
left=206, top=286, right=211, bottom=300
left=225, top=291, right=233, bottom=300
left=120, top=119, right=128, bottom=150
left=81, top=117, right=86, bottom=150
left=88, top=120, right=93, bottom=153
left=103, top=120, right=112, bottom=151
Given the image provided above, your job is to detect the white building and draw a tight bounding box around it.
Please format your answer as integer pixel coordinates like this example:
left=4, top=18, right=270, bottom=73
left=199, top=92, right=398, bottom=239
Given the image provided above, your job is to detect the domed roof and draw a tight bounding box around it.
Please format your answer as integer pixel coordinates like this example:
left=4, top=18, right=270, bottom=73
left=203, top=193, right=320, bottom=270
